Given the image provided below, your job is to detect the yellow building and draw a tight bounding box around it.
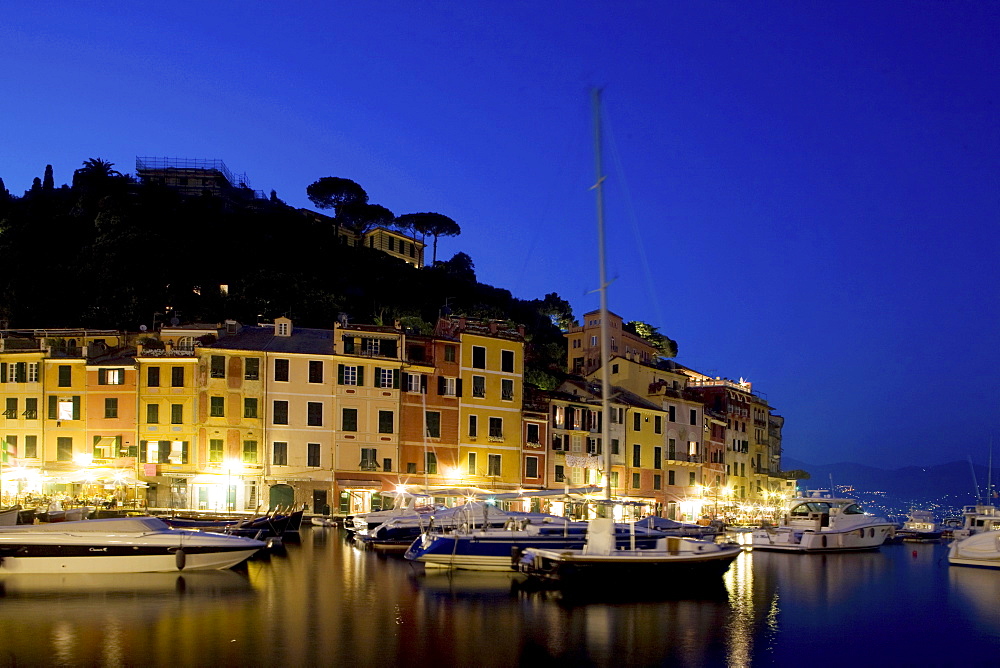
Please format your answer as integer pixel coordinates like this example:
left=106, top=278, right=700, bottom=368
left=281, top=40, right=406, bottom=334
left=332, top=320, right=406, bottom=514
left=436, top=318, right=525, bottom=492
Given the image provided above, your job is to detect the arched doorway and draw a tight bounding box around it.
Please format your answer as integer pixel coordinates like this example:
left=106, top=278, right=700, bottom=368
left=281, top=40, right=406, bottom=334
left=269, top=484, right=294, bottom=511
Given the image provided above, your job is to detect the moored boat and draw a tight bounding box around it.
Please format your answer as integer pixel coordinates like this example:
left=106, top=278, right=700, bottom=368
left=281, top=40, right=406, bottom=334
left=404, top=518, right=670, bottom=571
left=949, top=505, right=1000, bottom=540
left=516, top=518, right=742, bottom=588
left=948, top=530, right=1000, bottom=569
left=0, top=516, right=264, bottom=573
left=750, top=491, right=893, bottom=552
left=897, top=509, right=943, bottom=542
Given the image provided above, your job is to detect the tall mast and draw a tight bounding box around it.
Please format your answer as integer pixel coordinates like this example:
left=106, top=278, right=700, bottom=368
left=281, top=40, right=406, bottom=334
left=592, top=88, right=612, bottom=503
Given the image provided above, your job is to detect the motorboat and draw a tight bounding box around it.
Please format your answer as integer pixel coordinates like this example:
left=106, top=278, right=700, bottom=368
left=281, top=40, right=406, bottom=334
left=949, top=505, right=1000, bottom=540
left=948, top=530, right=1000, bottom=569
left=356, top=501, right=521, bottom=550
left=310, top=516, right=338, bottom=527
left=0, top=516, right=264, bottom=573
left=896, top=509, right=943, bottom=541
left=0, top=505, right=21, bottom=526
left=516, top=518, right=742, bottom=588
left=404, top=518, right=670, bottom=571
left=162, top=509, right=304, bottom=538
left=750, top=491, right=894, bottom=552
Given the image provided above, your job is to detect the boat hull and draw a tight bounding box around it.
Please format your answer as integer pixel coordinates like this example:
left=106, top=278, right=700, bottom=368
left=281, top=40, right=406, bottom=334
left=750, top=523, right=893, bottom=552
left=948, top=531, right=1000, bottom=569
left=518, top=543, right=742, bottom=586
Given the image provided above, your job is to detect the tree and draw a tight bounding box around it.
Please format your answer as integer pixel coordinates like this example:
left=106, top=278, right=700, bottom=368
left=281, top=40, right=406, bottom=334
left=624, top=320, right=678, bottom=358
left=396, top=212, right=460, bottom=264
left=339, top=202, right=395, bottom=237
left=535, top=292, right=576, bottom=330
left=437, top=251, right=476, bottom=281
left=43, top=165, right=54, bottom=191
left=306, top=176, right=368, bottom=240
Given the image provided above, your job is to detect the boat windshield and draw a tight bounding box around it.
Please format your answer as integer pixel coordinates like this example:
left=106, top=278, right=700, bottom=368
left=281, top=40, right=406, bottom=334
left=791, top=502, right=830, bottom=516
left=841, top=504, right=864, bottom=515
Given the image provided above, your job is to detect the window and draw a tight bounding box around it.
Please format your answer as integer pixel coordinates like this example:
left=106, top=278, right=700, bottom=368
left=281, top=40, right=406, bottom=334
left=3, top=397, right=16, bottom=418
left=467, top=452, right=477, bottom=475
left=99, top=368, right=124, bottom=385
left=425, top=411, right=441, bottom=438
left=24, top=435, right=37, bottom=458
left=611, top=438, right=620, bottom=455
left=171, top=404, right=183, bottom=424
left=307, top=402, right=323, bottom=426
left=338, top=364, right=361, bottom=386
left=654, top=415, right=662, bottom=434
left=58, top=365, right=71, bottom=387
left=147, top=403, right=160, bottom=424
left=362, top=338, right=381, bottom=356
left=425, top=452, right=437, bottom=475
left=273, top=401, right=289, bottom=425
left=668, top=405, right=676, bottom=422
left=551, top=434, right=563, bottom=450
left=668, top=438, right=676, bottom=460
left=525, top=456, right=539, bottom=478
left=273, top=441, right=288, bottom=466
left=472, top=375, right=486, bottom=398
left=376, top=367, right=398, bottom=389
left=57, top=436, right=73, bottom=461
left=171, top=366, right=184, bottom=387
left=611, top=471, right=619, bottom=488
left=210, top=355, right=225, bottom=379
left=406, top=373, right=424, bottom=393
left=307, top=443, right=321, bottom=467
left=245, top=358, right=260, bottom=380
left=572, top=468, right=583, bottom=484
left=632, top=472, right=641, bottom=489
left=487, top=454, right=501, bottom=477
left=444, top=345, right=456, bottom=362
left=654, top=446, right=662, bottom=469
left=632, top=444, right=641, bottom=467
left=501, top=350, right=514, bottom=372
left=308, top=360, right=324, bottom=384
left=378, top=410, right=394, bottom=434
left=407, top=462, right=417, bottom=474
left=244, top=398, right=258, bottom=419
left=274, top=359, right=289, bottom=382
left=654, top=474, right=662, bottom=490
left=437, top=376, right=458, bottom=396
left=28, top=363, right=39, bottom=383
left=3, top=435, right=15, bottom=457
left=526, top=423, right=540, bottom=444
left=689, top=472, right=697, bottom=486
left=383, top=458, right=392, bottom=472
left=554, top=465, right=565, bottom=483
left=104, top=397, right=118, bottom=419
left=209, top=439, right=224, bottom=463
left=501, top=378, right=514, bottom=401
left=342, top=408, right=358, bottom=431
left=50, top=396, right=79, bottom=421
left=488, top=417, right=503, bottom=439
left=360, top=448, right=378, bottom=471
left=612, top=363, right=619, bottom=374
left=277, top=321, right=289, bottom=336
left=633, top=413, right=641, bottom=431
left=468, top=415, right=478, bottom=437
left=242, top=440, right=258, bottom=464
left=210, top=396, right=224, bottom=417
left=690, top=409, right=698, bottom=426
left=147, top=366, right=160, bottom=387
left=471, top=346, right=486, bottom=369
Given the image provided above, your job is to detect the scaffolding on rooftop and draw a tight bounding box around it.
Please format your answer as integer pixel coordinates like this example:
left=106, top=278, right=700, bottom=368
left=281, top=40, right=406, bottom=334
left=135, top=157, right=253, bottom=190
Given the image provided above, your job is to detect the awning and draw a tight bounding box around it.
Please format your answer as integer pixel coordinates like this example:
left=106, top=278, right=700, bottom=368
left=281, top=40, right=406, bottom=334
left=337, top=479, right=384, bottom=489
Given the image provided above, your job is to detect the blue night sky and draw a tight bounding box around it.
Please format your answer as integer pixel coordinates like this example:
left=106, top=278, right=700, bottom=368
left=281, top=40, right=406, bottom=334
left=1, top=2, right=997, bottom=469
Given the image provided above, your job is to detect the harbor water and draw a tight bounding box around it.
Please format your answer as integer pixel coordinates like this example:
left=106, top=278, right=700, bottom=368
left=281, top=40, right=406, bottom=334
left=0, top=527, right=996, bottom=667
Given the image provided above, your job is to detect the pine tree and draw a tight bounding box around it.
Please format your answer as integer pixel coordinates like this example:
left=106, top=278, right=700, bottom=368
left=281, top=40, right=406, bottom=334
left=43, top=164, right=54, bottom=191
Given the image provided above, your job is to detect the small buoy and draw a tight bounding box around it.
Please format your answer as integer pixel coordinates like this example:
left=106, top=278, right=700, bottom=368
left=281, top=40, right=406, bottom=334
left=175, top=548, right=187, bottom=571
left=911, top=550, right=918, bottom=558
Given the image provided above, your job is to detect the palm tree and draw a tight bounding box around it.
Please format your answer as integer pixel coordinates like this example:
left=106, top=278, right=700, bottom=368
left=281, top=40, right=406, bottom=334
left=72, top=158, right=123, bottom=190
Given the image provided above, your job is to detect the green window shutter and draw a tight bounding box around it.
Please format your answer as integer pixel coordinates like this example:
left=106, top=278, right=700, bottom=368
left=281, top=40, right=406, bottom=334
left=139, top=440, right=147, bottom=463
left=357, top=367, right=364, bottom=386
left=383, top=339, right=397, bottom=358
left=374, top=367, right=382, bottom=388
left=0, top=363, right=7, bottom=382
left=48, top=395, right=57, bottom=419
left=72, top=396, right=81, bottom=420
left=159, top=440, right=170, bottom=463
left=337, top=364, right=345, bottom=385
left=182, top=441, right=189, bottom=464
left=393, top=369, right=400, bottom=389
left=98, top=368, right=107, bottom=385
left=93, top=435, right=101, bottom=447
left=438, top=376, right=446, bottom=395
left=456, top=378, right=463, bottom=397
left=420, top=375, right=428, bottom=394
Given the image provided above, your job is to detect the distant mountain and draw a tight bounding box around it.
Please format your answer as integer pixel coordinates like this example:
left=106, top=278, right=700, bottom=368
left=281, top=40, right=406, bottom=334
left=781, top=457, right=996, bottom=518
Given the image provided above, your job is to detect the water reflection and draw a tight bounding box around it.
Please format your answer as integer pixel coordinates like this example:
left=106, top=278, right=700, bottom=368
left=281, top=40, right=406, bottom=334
left=0, top=530, right=994, bottom=666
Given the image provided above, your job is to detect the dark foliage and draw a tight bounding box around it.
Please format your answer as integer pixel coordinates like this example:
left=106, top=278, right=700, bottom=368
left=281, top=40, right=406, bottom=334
left=0, top=164, right=575, bottom=384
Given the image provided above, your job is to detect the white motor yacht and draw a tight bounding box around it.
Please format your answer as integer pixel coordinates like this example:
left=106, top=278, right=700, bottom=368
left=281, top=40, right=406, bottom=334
left=0, top=517, right=264, bottom=573
left=949, top=530, right=1000, bottom=569
left=750, top=491, right=893, bottom=552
